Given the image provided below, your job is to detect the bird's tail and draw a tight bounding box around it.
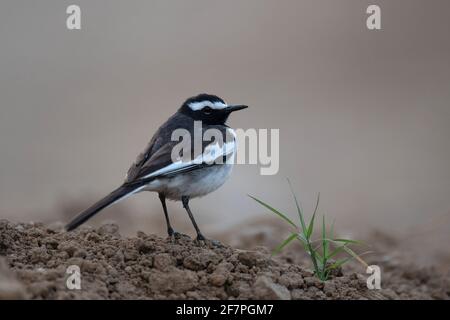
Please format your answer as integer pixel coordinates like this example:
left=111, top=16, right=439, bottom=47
left=65, top=184, right=143, bottom=231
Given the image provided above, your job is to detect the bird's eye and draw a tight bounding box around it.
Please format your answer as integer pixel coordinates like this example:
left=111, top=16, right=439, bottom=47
left=203, top=107, right=213, bottom=115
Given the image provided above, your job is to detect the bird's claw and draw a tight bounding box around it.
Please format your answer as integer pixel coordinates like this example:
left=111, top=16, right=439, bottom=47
left=195, top=235, right=225, bottom=248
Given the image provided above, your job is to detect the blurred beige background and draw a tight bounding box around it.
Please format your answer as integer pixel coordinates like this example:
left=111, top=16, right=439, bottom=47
left=0, top=1, right=449, bottom=249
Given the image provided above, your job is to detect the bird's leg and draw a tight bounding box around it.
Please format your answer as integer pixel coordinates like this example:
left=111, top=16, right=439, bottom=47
left=159, top=193, right=174, bottom=237
left=181, top=196, right=206, bottom=241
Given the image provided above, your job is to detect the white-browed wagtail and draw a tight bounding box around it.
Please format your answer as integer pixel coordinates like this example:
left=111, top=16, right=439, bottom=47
left=65, top=94, right=248, bottom=241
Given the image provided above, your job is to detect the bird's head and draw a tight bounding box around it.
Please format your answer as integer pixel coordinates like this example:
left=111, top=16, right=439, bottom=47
left=179, top=93, right=248, bottom=125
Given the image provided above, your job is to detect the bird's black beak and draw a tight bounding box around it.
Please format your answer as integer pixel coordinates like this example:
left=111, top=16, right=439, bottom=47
left=225, top=105, right=248, bottom=113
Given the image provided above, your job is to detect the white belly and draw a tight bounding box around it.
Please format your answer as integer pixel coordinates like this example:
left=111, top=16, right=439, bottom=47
left=143, top=164, right=234, bottom=200
left=141, top=127, right=236, bottom=200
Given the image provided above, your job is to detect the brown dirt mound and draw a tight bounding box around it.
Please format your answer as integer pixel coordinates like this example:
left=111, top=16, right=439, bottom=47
left=0, top=219, right=448, bottom=300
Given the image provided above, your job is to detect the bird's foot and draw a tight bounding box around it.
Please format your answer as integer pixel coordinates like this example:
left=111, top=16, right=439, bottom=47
left=196, top=233, right=206, bottom=241
left=195, top=233, right=225, bottom=248
left=167, top=228, right=190, bottom=240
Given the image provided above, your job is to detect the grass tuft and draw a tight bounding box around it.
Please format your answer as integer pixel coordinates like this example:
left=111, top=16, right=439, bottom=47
left=248, top=180, right=369, bottom=281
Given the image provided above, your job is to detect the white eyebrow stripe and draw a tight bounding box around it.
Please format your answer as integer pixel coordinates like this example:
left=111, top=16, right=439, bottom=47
left=188, top=101, right=228, bottom=111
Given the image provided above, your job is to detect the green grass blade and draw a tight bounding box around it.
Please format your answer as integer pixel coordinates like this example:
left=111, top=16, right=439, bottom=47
left=341, top=245, right=369, bottom=267
left=329, top=219, right=335, bottom=239
left=313, top=192, right=320, bottom=217
left=286, top=179, right=307, bottom=233
left=250, top=182, right=365, bottom=282
left=306, top=193, right=320, bottom=239
left=322, top=216, right=329, bottom=259
left=273, top=233, right=297, bottom=255
left=310, top=249, right=323, bottom=262
left=333, top=238, right=364, bottom=245
left=326, top=245, right=345, bottom=260
left=248, top=194, right=297, bottom=229
left=295, top=234, right=309, bottom=252
left=328, top=257, right=352, bottom=270
left=328, top=251, right=373, bottom=271
left=315, top=258, right=324, bottom=268
left=306, top=215, right=315, bottom=239
left=328, top=239, right=368, bottom=267
left=296, top=233, right=307, bottom=243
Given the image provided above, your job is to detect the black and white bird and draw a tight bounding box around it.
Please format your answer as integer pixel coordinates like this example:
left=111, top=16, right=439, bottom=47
left=65, top=94, right=248, bottom=241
